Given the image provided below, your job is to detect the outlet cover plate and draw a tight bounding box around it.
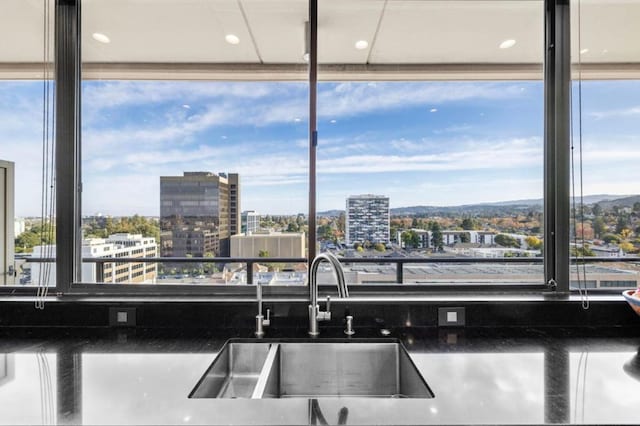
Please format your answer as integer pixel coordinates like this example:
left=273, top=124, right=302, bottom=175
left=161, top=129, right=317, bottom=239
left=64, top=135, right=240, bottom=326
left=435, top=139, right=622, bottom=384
left=109, top=307, right=136, bottom=327
left=438, top=307, right=465, bottom=327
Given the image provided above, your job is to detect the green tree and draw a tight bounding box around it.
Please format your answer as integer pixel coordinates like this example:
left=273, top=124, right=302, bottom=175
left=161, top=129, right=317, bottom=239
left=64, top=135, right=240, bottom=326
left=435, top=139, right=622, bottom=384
left=401, top=230, right=420, bottom=248
left=429, top=222, right=443, bottom=251
left=571, top=245, right=595, bottom=257
left=14, top=223, right=56, bottom=253
left=494, top=234, right=520, bottom=248
left=603, top=233, right=621, bottom=244
left=317, top=224, right=333, bottom=240
left=593, top=217, right=607, bottom=239
left=616, top=215, right=630, bottom=235
left=592, top=203, right=602, bottom=216
left=461, top=218, right=477, bottom=230
left=258, top=250, right=269, bottom=257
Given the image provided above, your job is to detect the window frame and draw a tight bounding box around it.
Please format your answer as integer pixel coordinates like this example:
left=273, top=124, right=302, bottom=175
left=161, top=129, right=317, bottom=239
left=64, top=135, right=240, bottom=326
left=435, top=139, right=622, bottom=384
left=3, top=0, right=613, bottom=298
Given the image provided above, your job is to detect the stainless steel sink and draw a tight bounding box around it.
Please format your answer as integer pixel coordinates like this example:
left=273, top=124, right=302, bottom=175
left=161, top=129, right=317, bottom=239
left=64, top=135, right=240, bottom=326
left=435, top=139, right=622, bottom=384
left=189, top=338, right=434, bottom=399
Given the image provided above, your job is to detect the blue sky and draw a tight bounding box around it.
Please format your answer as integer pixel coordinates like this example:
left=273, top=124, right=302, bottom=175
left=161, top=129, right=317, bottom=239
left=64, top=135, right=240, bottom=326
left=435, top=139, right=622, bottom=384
left=2, top=79, right=640, bottom=216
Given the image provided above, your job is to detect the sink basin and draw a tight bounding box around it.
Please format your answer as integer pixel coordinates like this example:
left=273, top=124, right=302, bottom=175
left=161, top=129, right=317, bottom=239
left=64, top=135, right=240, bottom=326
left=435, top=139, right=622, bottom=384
left=189, top=338, right=434, bottom=399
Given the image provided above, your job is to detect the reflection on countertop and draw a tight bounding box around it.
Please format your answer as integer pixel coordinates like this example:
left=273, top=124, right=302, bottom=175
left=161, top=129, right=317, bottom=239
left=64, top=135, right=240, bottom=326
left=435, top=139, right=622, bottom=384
left=0, top=328, right=640, bottom=425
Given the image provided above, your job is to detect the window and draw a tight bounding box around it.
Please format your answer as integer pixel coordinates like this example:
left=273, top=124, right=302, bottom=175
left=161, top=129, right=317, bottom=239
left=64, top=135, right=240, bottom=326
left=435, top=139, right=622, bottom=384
left=569, top=0, right=640, bottom=291
left=80, top=0, right=309, bottom=285
left=316, top=0, right=545, bottom=286
left=0, top=0, right=601, bottom=295
left=0, top=0, right=55, bottom=288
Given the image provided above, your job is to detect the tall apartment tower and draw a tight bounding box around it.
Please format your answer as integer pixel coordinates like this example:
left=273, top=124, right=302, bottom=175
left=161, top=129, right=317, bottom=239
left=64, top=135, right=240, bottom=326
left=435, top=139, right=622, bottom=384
left=160, top=172, right=240, bottom=257
left=345, top=194, right=390, bottom=245
left=241, top=210, right=260, bottom=235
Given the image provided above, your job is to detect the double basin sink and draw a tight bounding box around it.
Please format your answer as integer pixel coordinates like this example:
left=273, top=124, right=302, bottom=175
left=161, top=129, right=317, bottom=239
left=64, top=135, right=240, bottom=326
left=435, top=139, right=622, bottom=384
left=190, top=338, right=434, bottom=399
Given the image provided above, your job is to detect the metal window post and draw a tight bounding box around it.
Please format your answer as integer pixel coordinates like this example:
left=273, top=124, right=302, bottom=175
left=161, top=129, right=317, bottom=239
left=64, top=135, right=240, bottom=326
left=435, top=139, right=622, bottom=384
left=55, top=0, right=82, bottom=293
left=308, top=0, right=318, bottom=263
left=544, top=0, right=571, bottom=294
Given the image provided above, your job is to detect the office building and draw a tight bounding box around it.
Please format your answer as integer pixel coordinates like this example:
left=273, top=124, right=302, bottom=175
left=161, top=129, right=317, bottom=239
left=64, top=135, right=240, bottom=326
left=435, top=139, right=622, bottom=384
left=241, top=210, right=260, bottom=235
left=31, top=233, right=157, bottom=285
left=345, top=194, right=390, bottom=245
left=160, top=172, right=240, bottom=257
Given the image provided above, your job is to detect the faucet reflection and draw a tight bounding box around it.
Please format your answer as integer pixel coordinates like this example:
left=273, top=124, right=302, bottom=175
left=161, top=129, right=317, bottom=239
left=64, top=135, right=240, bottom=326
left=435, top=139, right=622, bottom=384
left=308, top=252, right=348, bottom=336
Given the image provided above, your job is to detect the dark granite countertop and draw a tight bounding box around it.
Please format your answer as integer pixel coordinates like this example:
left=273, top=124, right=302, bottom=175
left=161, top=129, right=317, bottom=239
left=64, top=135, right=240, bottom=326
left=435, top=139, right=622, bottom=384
left=1, top=327, right=640, bottom=425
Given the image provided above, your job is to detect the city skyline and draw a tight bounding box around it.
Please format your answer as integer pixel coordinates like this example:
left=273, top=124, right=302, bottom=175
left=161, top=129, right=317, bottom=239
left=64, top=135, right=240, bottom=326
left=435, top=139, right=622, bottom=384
left=2, top=79, right=640, bottom=216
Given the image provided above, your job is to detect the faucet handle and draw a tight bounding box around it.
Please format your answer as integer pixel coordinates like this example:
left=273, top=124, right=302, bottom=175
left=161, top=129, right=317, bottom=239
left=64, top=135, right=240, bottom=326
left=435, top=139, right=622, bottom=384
left=264, top=308, right=271, bottom=326
left=317, top=296, right=332, bottom=322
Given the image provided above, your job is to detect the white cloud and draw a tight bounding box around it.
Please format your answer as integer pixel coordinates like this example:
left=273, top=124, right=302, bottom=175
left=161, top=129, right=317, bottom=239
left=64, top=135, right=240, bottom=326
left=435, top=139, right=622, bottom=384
left=589, top=106, right=640, bottom=119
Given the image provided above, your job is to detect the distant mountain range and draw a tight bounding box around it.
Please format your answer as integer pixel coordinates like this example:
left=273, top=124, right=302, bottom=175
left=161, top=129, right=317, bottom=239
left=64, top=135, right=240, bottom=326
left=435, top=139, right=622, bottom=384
left=317, top=194, right=638, bottom=217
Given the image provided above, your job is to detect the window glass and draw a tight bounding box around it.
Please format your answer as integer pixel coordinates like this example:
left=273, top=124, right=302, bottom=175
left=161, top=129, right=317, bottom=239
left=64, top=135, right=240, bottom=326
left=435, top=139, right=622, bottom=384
left=81, top=0, right=309, bottom=285
left=0, top=0, right=55, bottom=288
left=316, top=0, right=545, bottom=285
left=569, top=0, right=640, bottom=290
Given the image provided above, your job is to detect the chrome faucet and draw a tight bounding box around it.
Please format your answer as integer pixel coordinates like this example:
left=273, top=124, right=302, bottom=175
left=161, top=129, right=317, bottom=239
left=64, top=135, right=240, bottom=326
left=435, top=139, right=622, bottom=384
left=308, top=252, right=349, bottom=336
left=255, top=281, right=270, bottom=338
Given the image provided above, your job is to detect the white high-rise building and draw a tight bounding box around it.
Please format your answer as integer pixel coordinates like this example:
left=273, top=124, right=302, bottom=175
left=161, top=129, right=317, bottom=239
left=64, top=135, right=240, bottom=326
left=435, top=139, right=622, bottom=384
left=241, top=210, right=260, bottom=235
left=345, top=194, right=390, bottom=245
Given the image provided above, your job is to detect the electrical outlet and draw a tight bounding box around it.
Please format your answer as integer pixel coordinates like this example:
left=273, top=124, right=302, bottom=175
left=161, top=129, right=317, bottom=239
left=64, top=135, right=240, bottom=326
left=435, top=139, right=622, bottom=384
left=438, top=307, right=465, bottom=327
left=109, top=307, right=136, bottom=327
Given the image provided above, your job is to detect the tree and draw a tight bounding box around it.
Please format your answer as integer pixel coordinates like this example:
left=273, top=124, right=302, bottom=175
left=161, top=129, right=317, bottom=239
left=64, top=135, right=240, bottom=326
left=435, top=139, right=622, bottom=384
left=571, top=245, right=595, bottom=257
left=616, top=215, right=630, bottom=235
left=603, top=233, right=621, bottom=244
left=593, top=217, right=607, bottom=239
left=317, top=224, right=333, bottom=241
left=525, top=236, right=543, bottom=250
left=429, top=222, right=443, bottom=251
left=258, top=250, right=269, bottom=258
left=14, top=223, right=56, bottom=253
left=401, top=230, right=420, bottom=248
left=619, top=241, right=636, bottom=253
left=592, top=203, right=602, bottom=217
left=461, top=218, right=477, bottom=230
left=633, top=202, right=640, bottom=213
left=494, top=234, right=520, bottom=248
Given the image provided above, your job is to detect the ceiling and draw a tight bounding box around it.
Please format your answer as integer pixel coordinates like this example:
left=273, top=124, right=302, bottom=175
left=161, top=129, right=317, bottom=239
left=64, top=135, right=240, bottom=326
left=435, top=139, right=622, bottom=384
left=1, top=0, right=639, bottom=80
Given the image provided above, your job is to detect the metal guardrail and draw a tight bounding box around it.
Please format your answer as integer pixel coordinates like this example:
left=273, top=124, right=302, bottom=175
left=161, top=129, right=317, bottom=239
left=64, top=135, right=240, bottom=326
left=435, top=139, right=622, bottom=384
left=23, top=255, right=640, bottom=285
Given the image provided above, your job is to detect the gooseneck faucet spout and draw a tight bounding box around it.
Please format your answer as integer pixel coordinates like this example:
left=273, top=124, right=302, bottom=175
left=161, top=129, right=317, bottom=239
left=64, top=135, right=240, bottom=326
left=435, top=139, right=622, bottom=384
left=308, top=252, right=348, bottom=336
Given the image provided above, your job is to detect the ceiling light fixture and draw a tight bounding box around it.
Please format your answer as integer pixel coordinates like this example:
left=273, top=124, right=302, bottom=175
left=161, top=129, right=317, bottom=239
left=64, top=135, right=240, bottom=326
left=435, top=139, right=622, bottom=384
left=499, top=39, right=516, bottom=49
left=355, top=40, right=369, bottom=50
left=225, top=34, right=240, bottom=45
left=92, top=32, right=110, bottom=44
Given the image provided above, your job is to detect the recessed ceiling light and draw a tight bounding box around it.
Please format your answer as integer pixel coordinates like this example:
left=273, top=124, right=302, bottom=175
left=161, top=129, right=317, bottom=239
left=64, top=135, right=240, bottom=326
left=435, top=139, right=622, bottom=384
left=225, top=34, right=240, bottom=45
left=355, top=40, right=369, bottom=50
left=92, top=32, right=110, bottom=44
left=499, top=39, right=516, bottom=49
left=580, top=48, right=589, bottom=55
